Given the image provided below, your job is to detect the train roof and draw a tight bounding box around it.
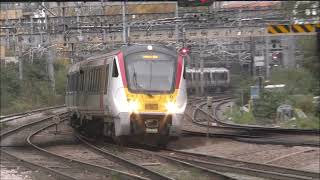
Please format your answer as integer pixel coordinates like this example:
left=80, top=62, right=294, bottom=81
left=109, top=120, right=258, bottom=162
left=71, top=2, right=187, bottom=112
left=68, top=44, right=177, bottom=74
left=68, top=50, right=119, bottom=74
left=121, top=44, right=177, bottom=57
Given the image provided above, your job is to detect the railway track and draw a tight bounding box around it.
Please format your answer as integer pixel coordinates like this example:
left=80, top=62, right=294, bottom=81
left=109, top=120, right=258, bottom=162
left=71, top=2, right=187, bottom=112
left=75, top=133, right=174, bottom=180
left=1, top=110, right=147, bottom=180
left=0, top=105, right=65, bottom=123
left=0, top=111, right=78, bottom=180
left=27, top=120, right=148, bottom=180
left=163, top=149, right=319, bottom=180
left=77, top=135, right=238, bottom=180
left=183, top=95, right=320, bottom=146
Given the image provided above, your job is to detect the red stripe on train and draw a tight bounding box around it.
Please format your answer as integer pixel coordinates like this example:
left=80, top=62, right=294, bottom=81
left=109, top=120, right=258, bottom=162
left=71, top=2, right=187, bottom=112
left=175, top=55, right=183, bottom=88
left=117, top=51, right=127, bottom=87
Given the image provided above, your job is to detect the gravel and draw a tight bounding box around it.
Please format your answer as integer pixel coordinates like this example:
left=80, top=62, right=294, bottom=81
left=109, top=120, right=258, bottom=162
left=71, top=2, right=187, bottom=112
left=168, top=136, right=320, bottom=173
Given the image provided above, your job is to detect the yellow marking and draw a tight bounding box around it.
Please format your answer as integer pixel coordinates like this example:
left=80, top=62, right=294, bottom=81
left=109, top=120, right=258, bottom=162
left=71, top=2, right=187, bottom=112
left=124, top=88, right=178, bottom=113
left=317, top=24, right=320, bottom=28
left=278, top=25, right=289, bottom=33
left=267, top=26, right=277, bottom=34
left=143, top=55, right=159, bottom=59
left=304, top=24, right=314, bottom=32
left=293, top=25, right=305, bottom=33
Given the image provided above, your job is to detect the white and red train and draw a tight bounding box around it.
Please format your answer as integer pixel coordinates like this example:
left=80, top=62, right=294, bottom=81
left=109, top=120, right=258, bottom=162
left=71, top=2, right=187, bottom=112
left=186, top=67, right=230, bottom=93
left=66, top=44, right=187, bottom=145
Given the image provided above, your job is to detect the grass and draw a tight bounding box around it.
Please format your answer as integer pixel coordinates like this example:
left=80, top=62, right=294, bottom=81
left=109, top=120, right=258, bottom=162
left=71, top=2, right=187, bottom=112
left=223, top=105, right=256, bottom=125
left=110, top=172, right=121, bottom=180
left=281, top=115, right=320, bottom=129
left=0, top=122, right=9, bottom=130
left=224, top=104, right=319, bottom=129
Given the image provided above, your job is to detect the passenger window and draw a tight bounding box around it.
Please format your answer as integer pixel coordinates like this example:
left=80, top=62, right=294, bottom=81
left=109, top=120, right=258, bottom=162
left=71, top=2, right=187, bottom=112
left=66, top=75, right=69, bottom=92
left=93, top=69, right=96, bottom=92
left=95, top=69, right=98, bottom=92
left=105, top=64, right=109, bottom=94
left=89, top=70, right=92, bottom=92
left=112, top=59, right=119, bottom=77
left=76, top=74, right=79, bottom=92
left=83, top=71, right=86, bottom=92
left=85, top=70, right=89, bottom=92
left=91, top=70, right=94, bottom=92
left=71, top=74, right=74, bottom=92
left=80, top=73, right=84, bottom=91
left=97, top=69, right=100, bottom=92
left=183, top=63, right=186, bottom=79
left=92, top=70, right=95, bottom=92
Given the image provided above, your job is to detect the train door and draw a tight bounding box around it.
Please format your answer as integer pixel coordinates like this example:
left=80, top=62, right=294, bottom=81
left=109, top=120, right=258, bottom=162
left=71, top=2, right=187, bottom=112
left=101, top=59, right=110, bottom=111
left=213, top=72, right=217, bottom=87
left=84, top=69, right=89, bottom=109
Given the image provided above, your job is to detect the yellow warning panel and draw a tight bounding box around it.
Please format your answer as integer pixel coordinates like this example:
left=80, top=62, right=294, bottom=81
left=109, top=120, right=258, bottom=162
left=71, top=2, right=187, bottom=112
left=292, top=24, right=315, bottom=33
left=268, top=24, right=320, bottom=34
left=267, top=25, right=290, bottom=34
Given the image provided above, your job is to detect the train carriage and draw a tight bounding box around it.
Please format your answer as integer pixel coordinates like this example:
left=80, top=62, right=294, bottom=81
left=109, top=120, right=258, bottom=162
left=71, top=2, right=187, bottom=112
left=66, top=44, right=187, bottom=145
left=186, top=67, right=230, bottom=94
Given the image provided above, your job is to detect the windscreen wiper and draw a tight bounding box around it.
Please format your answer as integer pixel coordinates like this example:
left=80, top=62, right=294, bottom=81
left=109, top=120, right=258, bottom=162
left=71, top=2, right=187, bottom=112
left=132, top=66, right=153, bottom=97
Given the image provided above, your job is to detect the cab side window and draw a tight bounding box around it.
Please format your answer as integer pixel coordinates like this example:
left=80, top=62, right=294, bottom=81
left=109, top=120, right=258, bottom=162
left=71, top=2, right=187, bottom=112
left=183, top=61, right=186, bottom=79
left=112, top=59, right=119, bottom=77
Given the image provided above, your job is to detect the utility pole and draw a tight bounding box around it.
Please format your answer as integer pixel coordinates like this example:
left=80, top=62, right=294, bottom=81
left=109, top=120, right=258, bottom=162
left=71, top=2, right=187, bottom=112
left=47, top=49, right=56, bottom=96
left=175, top=1, right=179, bottom=44
left=44, top=3, right=56, bottom=97
left=265, top=35, right=270, bottom=79
left=250, top=36, right=255, bottom=77
left=122, top=1, right=127, bottom=45
left=200, top=39, right=205, bottom=95
left=18, top=42, right=23, bottom=80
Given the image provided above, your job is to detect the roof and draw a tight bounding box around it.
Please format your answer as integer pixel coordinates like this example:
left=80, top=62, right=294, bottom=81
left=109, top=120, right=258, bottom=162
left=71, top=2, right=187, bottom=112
left=222, top=1, right=280, bottom=9
left=186, top=67, right=229, bottom=73
left=265, top=84, right=286, bottom=88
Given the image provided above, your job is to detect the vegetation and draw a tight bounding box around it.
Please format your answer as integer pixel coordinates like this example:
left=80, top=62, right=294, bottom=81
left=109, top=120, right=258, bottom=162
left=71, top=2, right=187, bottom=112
left=282, top=115, right=320, bottom=129
left=223, top=105, right=256, bottom=125
left=228, top=66, right=319, bottom=129
left=0, top=56, right=69, bottom=115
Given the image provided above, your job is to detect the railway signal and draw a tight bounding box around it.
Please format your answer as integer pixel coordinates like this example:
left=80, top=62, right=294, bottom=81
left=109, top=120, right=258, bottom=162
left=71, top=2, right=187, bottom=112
left=179, top=47, right=190, bottom=56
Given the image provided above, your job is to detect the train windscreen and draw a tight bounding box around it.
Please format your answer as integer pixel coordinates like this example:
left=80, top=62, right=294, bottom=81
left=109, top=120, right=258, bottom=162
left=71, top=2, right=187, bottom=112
left=124, top=51, right=177, bottom=94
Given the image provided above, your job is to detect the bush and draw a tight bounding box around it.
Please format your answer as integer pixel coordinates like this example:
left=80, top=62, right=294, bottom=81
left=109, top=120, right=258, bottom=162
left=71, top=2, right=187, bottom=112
left=0, top=56, right=68, bottom=115
left=224, top=105, right=256, bottom=125
left=252, top=91, right=288, bottom=119
left=288, top=95, right=315, bottom=114
left=269, top=68, right=317, bottom=95
left=283, top=115, right=320, bottom=129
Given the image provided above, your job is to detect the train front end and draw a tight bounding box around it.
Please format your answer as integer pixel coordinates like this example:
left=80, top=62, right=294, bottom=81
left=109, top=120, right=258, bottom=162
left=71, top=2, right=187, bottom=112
left=112, top=45, right=187, bottom=141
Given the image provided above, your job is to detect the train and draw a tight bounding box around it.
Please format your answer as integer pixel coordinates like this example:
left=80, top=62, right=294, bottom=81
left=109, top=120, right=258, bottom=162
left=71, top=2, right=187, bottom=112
left=186, top=67, right=230, bottom=94
left=66, top=44, right=187, bottom=146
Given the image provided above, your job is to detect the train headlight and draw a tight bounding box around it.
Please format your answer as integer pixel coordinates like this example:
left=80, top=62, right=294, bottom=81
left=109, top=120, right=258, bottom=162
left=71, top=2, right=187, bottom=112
left=128, top=100, right=139, bottom=113
left=165, top=101, right=177, bottom=114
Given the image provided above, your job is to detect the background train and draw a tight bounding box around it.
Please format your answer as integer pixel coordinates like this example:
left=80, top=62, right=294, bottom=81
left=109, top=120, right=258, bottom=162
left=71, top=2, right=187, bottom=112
left=66, top=44, right=187, bottom=146
left=186, top=67, right=230, bottom=94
